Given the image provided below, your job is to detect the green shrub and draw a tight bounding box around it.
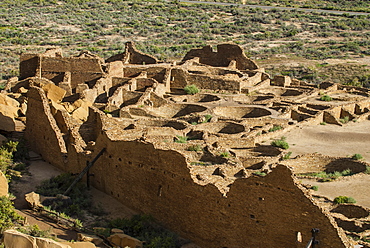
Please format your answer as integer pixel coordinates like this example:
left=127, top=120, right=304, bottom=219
left=334, top=196, right=356, bottom=204
left=301, top=168, right=355, bottom=180
left=184, top=85, right=199, bottom=95
left=311, top=185, right=319, bottom=191
left=341, top=169, right=353, bottom=176
left=0, top=147, right=12, bottom=173
left=282, top=151, right=292, bottom=160
left=174, top=135, right=187, bottom=143
left=352, top=153, right=363, bottom=160
left=268, top=125, right=282, bottom=132
left=271, top=137, right=289, bottom=149
left=320, top=94, right=332, bottom=101
left=339, top=116, right=350, bottom=124
left=0, top=196, right=24, bottom=232
left=202, top=114, right=212, bottom=123
left=109, top=215, right=178, bottom=248
left=36, top=173, right=92, bottom=218
left=220, top=152, right=230, bottom=158
left=320, top=122, right=327, bottom=125
left=18, top=224, right=51, bottom=238
left=187, top=145, right=202, bottom=151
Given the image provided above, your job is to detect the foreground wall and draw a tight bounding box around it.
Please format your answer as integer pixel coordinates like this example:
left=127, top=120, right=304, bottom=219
left=25, top=87, right=349, bottom=248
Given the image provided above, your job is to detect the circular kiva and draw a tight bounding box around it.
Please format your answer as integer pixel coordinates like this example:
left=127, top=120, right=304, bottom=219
left=213, top=106, right=274, bottom=119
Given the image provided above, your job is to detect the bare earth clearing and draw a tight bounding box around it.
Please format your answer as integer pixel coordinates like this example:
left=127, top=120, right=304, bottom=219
left=285, top=120, right=370, bottom=208
left=285, top=120, right=370, bottom=162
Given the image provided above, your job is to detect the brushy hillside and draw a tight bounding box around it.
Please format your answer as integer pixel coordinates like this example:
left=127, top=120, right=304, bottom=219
left=0, top=0, right=369, bottom=85
left=190, top=0, right=370, bottom=12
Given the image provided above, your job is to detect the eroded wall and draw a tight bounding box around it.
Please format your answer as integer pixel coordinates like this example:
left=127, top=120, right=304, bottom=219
left=25, top=87, right=349, bottom=248
left=182, top=44, right=259, bottom=71
left=25, top=86, right=67, bottom=168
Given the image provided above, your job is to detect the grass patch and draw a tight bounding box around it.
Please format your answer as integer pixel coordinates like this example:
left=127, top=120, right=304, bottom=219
left=268, top=125, right=282, bottom=132
left=174, top=135, right=188, bottom=143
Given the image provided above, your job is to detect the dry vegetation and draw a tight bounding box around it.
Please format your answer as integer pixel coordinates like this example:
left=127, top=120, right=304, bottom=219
left=192, top=0, right=370, bottom=12
left=0, top=0, right=370, bottom=85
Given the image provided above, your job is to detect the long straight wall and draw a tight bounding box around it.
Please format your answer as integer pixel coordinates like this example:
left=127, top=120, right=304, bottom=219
left=25, top=87, right=348, bottom=248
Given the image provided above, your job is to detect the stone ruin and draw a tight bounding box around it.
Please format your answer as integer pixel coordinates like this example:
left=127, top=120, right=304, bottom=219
left=2, top=42, right=370, bottom=247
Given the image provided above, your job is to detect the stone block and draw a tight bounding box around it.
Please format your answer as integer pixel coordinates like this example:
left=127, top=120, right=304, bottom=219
left=36, top=237, right=71, bottom=248
left=0, top=94, right=20, bottom=108
left=3, top=229, right=37, bottom=248
left=18, top=87, right=28, bottom=94
left=58, top=82, right=72, bottom=97
left=0, top=103, right=19, bottom=118
left=25, top=192, right=43, bottom=209
left=42, top=83, right=66, bottom=102
left=60, top=241, right=96, bottom=248
left=72, top=107, right=88, bottom=122
left=76, top=83, right=89, bottom=94
left=0, top=111, right=16, bottom=132
left=108, top=233, right=143, bottom=248
left=72, top=99, right=92, bottom=110
left=111, top=228, right=124, bottom=234
left=0, top=170, right=8, bottom=196
left=81, top=88, right=98, bottom=103
left=50, top=100, right=67, bottom=115
left=77, top=233, right=103, bottom=246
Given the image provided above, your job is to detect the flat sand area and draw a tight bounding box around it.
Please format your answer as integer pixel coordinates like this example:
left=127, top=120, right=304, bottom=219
left=284, top=120, right=370, bottom=208
left=285, top=120, right=370, bottom=163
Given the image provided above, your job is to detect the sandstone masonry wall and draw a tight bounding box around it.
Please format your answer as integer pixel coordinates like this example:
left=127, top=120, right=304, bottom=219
left=25, top=87, right=349, bottom=248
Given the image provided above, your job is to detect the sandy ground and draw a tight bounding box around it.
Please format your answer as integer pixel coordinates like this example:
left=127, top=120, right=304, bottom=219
left=284, top=120, right=370, bottom=209
left=301, top=174, right=370, bottom=208
left=284, top=120, right=370, bottom=163
left=11, top=157, right=137, bottom=241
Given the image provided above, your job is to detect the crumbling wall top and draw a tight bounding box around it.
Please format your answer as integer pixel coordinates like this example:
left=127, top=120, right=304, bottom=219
left=182, top=43, right=259, bottom=71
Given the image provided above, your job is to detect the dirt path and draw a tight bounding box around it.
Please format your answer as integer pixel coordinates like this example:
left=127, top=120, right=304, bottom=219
left=284, top=120, right=370, bottom=163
